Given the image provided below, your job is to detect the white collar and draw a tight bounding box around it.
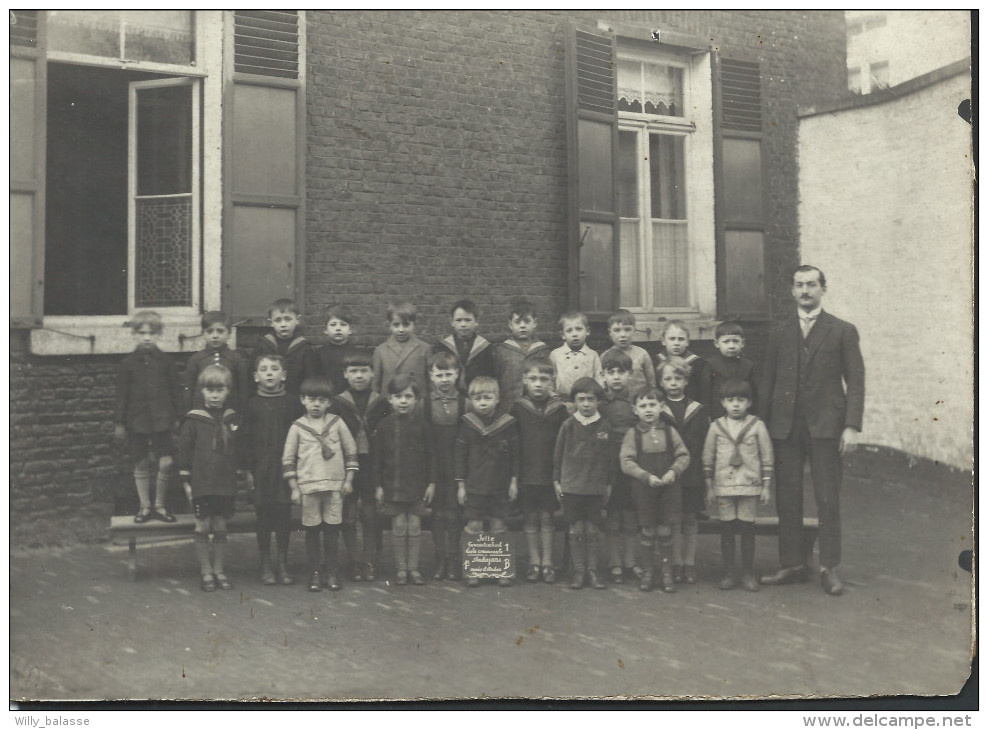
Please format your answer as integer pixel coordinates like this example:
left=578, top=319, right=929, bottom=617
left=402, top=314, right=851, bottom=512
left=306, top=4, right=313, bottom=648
left=798, top=306, right=822, bottom=321
left=573, top=411, right=601, bottom=426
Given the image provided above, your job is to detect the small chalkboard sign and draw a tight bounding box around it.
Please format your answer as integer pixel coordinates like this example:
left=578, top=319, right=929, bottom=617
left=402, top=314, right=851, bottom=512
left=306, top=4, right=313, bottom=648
left=462, top=532, right=515, bottom=581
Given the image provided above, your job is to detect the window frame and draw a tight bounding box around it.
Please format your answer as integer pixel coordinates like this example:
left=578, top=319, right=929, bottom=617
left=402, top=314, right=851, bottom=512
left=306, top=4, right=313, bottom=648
left=24, top=11, right=225, bottom=355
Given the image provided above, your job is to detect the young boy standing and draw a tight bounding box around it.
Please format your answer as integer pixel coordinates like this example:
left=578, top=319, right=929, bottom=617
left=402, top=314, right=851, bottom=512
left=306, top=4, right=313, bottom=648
left=702, top=322, right=758, bottom=419
left=550, top=311, right=603, bottom=401
left=494, top=297, right=549, bottom=413
left=455, top=377, right=520, bottom=587
left=600, top=310, right=655, bottom=396
left=553, top=377, right=613, bottom=590
left=702, top=379, right=773, bottom=592
left=312, top=303, right=360, bottom=397
left=372, top=301, right=431, bottom=398
left=282, top=376, right=359, bottom=592
left=656, top=357, right=710, bottom=585
left=510, top=355, right=568, bottom=583
left=372, top=375, right=436, bottom=585
left=599, top=349, right=640, bottom=584
left=241, top=354, right=296, bottom=585
left=253, top=298, right=315, bottom=415
left=115, top=311, right=183, bottom=524
left=620, top=387, right=691, bottom=593
left=434, top=299, right=496, bottom=392
left=182, top=311, right=249, bottom=413
left=424, top=351, right=468, bottom=581
left=654, top=320, right=706, bottom=404
left=330, top=350, right=392, bottom=581
left=178, top=364, right=247, bottom=592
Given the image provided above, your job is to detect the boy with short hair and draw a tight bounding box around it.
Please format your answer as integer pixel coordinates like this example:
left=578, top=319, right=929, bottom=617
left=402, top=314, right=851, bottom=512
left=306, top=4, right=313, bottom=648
left=553, top=377, right=614, bottom=590
left=656, top=356, right=710, bottom=585
left=424, top=350, right=468, bottom=581
left=550, top=311, right=603, bottom=400
left=702, top=379, right=773, bottom=592
left=455, top=377, right=520, bottom=587
left=253, top=298, right=315, bottom=415
left=434, top=298, right=496, bottom=391
left=494, top=297, right=550, bottom=413
left=654, top=320, right=706, bottom=404
left=282, top=376, right=359, bottom=592
left=182, top=311, right=249, bottom=413
left=330, top=349, right=392, bottom=581
left=372, top=301, right=431, bottom=398
left=599, top=349, right=641, bottom=583
left=510, top=355, right=568, bottom=583
left=601, top=309, right=655, bottom=395
left=241, top=353, right=296, bottom=585
left=702, top=322, right=758, bottom=420
left=115, top=311, right=183, bottom=524
left=620, top=387, right=691, bottom=593
left=312, top=303, right=359, bottom=397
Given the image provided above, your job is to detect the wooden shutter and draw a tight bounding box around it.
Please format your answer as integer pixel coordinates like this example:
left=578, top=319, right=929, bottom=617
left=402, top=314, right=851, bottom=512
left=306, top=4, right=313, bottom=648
left=224, top=10, right=305, bottom=322
left=565, top=29, right=620, bottom=314
left=714, top=55, right=768, bottom=318
left=10, top=10, right=46, bottom=326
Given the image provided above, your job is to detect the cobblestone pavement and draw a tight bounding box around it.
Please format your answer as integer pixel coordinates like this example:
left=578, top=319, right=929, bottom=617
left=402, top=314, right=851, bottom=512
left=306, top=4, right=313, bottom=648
left=10, top=462, right=974, bottom=702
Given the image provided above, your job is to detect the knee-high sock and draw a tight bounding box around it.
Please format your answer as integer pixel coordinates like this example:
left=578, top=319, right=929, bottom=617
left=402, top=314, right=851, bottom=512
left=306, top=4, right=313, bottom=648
left=540, top=527, right=555, bottom=568
left=194, top=532, right=211, bottom=576
left=739, top=520, right=755, bottom=572
left=305, top=526, right=321, bottom=574
left=340, top=523, right=358, bottom=567
left=322, top=523, right=340, bottom=572
left=682, top=514, right=698, bottom=566
left=212, top=532, right=228, bottom=575
left=524, top=527, right=540, bottom=567
left=134, top=468, right=151, bottom=510
left=720, top=522, right=736, bottom=571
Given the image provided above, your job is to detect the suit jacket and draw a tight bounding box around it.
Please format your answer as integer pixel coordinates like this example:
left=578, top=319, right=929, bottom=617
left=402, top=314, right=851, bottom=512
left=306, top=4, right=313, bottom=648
left=759, top=310, right=865, bottom=440
left=115, top=346, right=183, bottom=433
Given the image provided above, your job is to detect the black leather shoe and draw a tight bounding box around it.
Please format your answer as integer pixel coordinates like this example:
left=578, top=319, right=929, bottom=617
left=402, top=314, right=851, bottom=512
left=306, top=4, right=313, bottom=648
left=134, top=509, right=153, bottom=524
left=820, top=567, right=844, bottom=596
left=153, top=508, right=177, bottom=523
left=759, top=566, right=807, bottom=586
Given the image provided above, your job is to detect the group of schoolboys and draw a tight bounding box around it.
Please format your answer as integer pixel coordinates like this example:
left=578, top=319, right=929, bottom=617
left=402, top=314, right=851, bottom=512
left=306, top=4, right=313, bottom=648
left=116, top=295, right=771, bottom=595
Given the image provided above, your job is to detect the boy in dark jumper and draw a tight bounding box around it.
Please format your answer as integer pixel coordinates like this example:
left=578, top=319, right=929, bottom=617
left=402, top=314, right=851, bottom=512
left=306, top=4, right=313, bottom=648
left=434, top=299, right=496, bottom=392
left=653, top=320, right=707, bottom=405
left=510, top=355, right=568, bottom=583
left=599, top=349, right=640, bottom=583
left=115, top=311, right=183, bottom=524
left=241, top=353, right=296, bottom=585
left=424, top=350, right=468, bottom=581
left=330, top=349, right=392, bottom=581
left=455, top=376, right=519, bottom=587
left=312, top=303, right=360, bottom=397
left=553, top=377, right=614, bottom=590
left=252, top=298, right=315, bottom=417
left=182, top=311, right=249, bottom=413
left=702, top=321, right=758, bottom=419
left=494, top=297, right=550, bottom=413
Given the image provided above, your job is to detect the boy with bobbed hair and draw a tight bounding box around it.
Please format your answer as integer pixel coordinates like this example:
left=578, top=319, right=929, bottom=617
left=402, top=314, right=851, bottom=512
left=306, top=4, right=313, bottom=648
left=455, top=376, right=520, bottom=587
left=510, top=354, right=568, bottom=583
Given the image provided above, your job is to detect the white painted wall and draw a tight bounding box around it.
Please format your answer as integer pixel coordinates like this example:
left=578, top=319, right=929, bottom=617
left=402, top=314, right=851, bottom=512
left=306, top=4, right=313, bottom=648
left=798, top=70, right=973, bottom=469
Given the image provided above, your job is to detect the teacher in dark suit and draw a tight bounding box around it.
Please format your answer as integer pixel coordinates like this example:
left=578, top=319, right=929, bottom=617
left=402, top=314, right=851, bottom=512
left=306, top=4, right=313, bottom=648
left=759, top=265, right=865, bottom=596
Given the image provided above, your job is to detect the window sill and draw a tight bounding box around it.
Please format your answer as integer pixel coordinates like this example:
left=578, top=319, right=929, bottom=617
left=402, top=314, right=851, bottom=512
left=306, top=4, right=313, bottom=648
left=28, top=315, right=237, bottom=356
left=631, top=312, right=721, bottom=342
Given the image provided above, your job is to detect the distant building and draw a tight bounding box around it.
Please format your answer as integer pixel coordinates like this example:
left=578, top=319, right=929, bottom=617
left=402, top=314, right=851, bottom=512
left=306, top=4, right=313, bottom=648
left=846, top=10, right=971, bottom=94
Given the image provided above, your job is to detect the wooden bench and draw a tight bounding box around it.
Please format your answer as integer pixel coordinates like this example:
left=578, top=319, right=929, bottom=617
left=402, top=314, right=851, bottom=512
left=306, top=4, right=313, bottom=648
left=110, top=512, right=819, bottom=581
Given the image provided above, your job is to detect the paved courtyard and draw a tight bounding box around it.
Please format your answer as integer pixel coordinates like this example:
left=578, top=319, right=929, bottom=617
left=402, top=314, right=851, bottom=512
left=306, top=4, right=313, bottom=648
left=10, top=454, right=974, bottom=702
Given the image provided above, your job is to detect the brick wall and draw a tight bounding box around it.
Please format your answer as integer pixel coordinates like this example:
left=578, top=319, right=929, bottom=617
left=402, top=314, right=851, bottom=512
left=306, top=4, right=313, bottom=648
left=304, top=10, right=847, bottom=348
left=10, top=11, right=847, bottom=546
left=799, top=70, right=973, bottom=469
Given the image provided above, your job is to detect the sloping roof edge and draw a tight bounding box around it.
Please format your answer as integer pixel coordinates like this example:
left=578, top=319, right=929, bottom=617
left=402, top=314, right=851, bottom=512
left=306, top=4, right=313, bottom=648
left=798, top=57, right=972, bottom=119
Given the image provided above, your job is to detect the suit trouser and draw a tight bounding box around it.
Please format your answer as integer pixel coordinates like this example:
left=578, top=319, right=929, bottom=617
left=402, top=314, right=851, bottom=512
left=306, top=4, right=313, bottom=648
left=773, top=416, right=842, bottom=569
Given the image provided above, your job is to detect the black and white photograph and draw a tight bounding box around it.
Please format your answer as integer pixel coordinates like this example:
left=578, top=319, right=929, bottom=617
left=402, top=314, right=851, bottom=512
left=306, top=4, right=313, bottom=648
left=9, top=9, right=975, bottom=707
